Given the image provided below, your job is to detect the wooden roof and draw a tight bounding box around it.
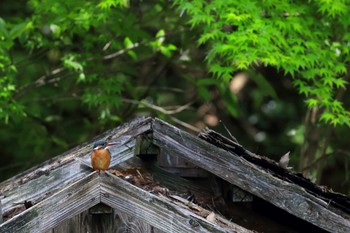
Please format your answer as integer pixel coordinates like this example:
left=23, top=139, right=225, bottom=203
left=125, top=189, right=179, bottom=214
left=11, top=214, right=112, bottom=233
left=0, top=117, right=349, bottom=232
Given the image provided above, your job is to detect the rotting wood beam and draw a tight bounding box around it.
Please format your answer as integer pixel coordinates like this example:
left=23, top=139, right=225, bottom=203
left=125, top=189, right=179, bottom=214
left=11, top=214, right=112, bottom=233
left=0, top=173, right=100, bottom=233
left=152, top=118, right=350, bottom=233
left=100, top=174, right=248, bottom=233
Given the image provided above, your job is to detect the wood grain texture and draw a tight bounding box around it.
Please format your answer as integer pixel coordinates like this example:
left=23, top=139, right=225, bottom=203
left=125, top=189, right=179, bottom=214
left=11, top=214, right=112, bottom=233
left=100, top=173, right=247, bottom=233
left=152, top=118, right=350, bottom=233
left=0, top=116, right=151, bottom=220
left=0, top=172, right=249, bottom=232
left=198, top=128, right=350, bottom=215
left=44, top=211, right=88, bottom=233
left=116, top=212, right=165, bottom=233
left=1, top=139, right=134, bottom=219
left=158, top=148, right=209, bottom=177
left=45, top=208, right=167, bottom=233
left=149, top=163, right=212, bottom=195
left=0, top=197, right=2, bottom=224
left=0, top=173, right=100, bottom=233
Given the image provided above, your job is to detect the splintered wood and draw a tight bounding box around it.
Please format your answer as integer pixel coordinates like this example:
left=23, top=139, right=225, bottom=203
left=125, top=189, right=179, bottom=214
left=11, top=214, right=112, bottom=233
left=152, top=119, right=350, bottom=233
left=110, top=168, right=169, bottom=196
left=108, top=167, right=251, bottom=232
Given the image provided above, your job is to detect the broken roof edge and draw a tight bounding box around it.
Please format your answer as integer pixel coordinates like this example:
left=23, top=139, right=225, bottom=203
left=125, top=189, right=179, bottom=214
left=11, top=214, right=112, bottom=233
left=154, top=117, right=350, bottom=208
left=198, top=127, right=350, bottom=213
left=151, top=118, right=350, bottom=233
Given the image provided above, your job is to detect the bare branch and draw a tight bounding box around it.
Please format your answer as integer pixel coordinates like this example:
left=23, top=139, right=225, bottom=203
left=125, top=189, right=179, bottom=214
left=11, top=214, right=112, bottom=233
left=103, top=43, right=140, bottom=60
left=121, top=98, right=200, bottom=132
left=169, top=116, right=201, bottom=132
left=15, top=67, right=66, bottom=98
left=122, top=98, right=194, bottom=115
left=302, top=150, right=350, bottom=172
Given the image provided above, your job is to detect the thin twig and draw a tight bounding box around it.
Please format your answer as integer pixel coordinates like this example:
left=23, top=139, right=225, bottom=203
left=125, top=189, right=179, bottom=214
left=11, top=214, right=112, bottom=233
left=136, top=169, right=144, bottom=181
left=102, top=40, right=113, bottom=51
left=103, top=43, right=140, bottom=60
left=122, top=98, right=194, bottom=115
left=21, top=96, right=79, bottom=103
left=123, top=96, right=200, bottom=132
left=169, top=116, right=201, bottom=133
left=219, top=120, right=238, bottom=143
left=15, top=67, right=65, bottom=98
left=302, top=150, right=350, bottom=171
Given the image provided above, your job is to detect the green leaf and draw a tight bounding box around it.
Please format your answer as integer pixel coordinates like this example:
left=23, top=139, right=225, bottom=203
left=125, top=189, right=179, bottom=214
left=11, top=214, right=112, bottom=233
left=219, top=82, right=239, bottom=117
left=306, top=98, right=318, bottom=108
left=250, top=73, right=278, bottom=99
left=63, top=56, right=83, bottom=72
left=156, top=29, right=165, bottom=44
left=9, top=22, right=27, bottom=39
left=334, top=78, right=347, bottom=88
left=197, top=86, right=211, bottom=101
left=224, top=93, right=239, bottom=117
left=98, top=0, right=129, bottom=9
left=124, top=37, right=134, bottom=48
left=160, top=44, right=177, bottom=57
left=77, top=73, right=86, bottom=82
left=209, top=64, right=234, bottom=78
left=127, top=50, right=138, bottom=60
left=320, top=112, right=333, bottom=123
left=0, top=18, right=8, bottom=38
left=299, top=85, right=311, bottom=96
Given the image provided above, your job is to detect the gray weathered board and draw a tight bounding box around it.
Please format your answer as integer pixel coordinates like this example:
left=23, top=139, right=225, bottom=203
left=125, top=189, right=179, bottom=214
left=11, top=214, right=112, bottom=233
left=152, top=119, right=350, bottom=233
left=43, top=195, right=166, bottom=233
left=0, top=172, right=250, bottom=233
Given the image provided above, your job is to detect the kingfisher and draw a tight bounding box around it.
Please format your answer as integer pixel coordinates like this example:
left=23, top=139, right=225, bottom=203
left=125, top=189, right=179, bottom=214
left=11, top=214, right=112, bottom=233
left=91, top=140, right=116, bottom=175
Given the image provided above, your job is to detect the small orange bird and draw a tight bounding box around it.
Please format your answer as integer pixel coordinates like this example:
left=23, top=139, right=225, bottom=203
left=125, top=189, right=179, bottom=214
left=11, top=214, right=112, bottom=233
left=91, top=141, right=115, bottom=175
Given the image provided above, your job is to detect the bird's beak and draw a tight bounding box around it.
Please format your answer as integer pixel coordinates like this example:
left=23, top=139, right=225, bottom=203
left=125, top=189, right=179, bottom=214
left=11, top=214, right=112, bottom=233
left=107, top=142, right=117, bottom=146
left=104, top=142, right=117, bottom=151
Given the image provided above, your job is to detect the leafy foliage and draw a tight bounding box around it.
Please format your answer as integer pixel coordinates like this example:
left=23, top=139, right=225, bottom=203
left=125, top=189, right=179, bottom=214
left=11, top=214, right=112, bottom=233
left=1, top=0, right=182, bottom=123
left=0, top=0, right=189, bottom=179
left=174, top=0, right=350, bottom=126
left=0, top=0, right=349, bottom=194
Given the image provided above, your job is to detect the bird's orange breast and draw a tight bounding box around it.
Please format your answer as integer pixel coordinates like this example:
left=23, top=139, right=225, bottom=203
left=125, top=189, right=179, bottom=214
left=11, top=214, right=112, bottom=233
left=91, top=149, right=111, bottom=172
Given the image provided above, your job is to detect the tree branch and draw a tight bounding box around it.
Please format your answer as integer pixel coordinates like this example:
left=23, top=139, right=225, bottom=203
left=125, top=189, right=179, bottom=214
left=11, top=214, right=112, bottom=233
left=302, top=150, right=350, bottom=172
left=121, top=98, right=194, bottom=115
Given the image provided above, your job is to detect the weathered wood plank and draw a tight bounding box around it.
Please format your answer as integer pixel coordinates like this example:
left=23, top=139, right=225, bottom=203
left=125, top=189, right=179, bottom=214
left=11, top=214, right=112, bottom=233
left=0, top=173, right=100, bottom=233
left=0, top=197, right=2, bottom=224
left=168, top=195, right=249, bottom=231
left=150, top=163, right=213, bottom=195
left=44, top=211, right=88, bottom=233
left=152, top=119, right=350, bottom=233
left=158, top=148, right=209, bottom=177
left=0, top=116, right=151, bottom=220
left=199, top=128, right=350, bottom=215
left=100, top=173, right=246, bottom=233
left=0, top=139, right=134, bottom=218
left=116, top=212, right=166, bottom=233
left=45, top=208, right=167, bottom=233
